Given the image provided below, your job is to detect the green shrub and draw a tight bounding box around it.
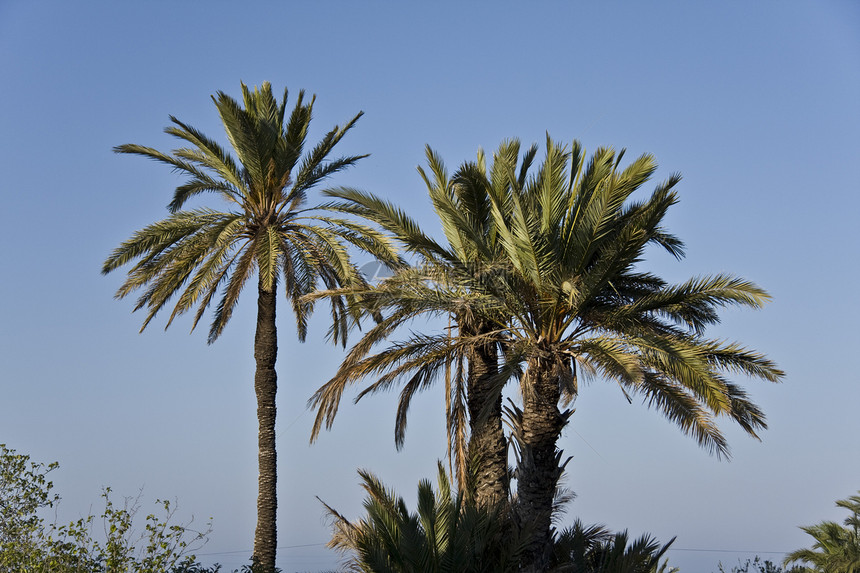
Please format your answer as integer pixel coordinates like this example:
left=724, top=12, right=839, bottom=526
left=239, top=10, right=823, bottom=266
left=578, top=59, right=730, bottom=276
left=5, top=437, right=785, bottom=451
left=0, top=443, right=212, bottom=572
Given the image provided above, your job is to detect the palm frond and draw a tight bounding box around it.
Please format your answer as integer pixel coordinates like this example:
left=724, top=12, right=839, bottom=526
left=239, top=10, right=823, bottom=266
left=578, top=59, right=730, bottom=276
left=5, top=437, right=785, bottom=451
left=321, top=186, right=450, bottom=262
left=293, top=112, right=365, bottom=193
left=635, top=371, right=730, bottom=458
left=208, top=241, right=257, bottom=343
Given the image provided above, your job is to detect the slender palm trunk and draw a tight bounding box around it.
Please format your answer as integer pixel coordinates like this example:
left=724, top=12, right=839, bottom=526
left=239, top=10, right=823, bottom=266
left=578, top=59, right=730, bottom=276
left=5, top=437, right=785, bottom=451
left=466, top=320, right=508, bottom=507
left=253, top=280, right=278, bottom=572
left=517, top=355, right=566, bottom=572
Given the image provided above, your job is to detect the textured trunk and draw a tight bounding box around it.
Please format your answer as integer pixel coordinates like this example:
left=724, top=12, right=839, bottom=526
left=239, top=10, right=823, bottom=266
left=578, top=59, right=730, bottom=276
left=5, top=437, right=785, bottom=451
left=252, top=281, right=278, bottom=572
left=517, top=355, right=566, bottom=572
left=466, top=320, right=509, bottom=507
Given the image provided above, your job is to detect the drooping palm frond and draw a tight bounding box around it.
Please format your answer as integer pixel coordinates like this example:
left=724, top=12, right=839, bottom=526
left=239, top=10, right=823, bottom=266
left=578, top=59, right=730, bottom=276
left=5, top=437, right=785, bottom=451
left=444, top=338, right=469, bottom=495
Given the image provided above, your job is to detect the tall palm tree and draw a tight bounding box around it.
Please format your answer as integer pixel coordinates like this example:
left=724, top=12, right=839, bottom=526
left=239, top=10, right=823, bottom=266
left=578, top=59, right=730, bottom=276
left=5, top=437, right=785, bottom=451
left=309, top=141, right=536, bottom=506
left=323, top=462, right=528, bottom=573
left=481, top=136, right=783, bottom=570
left=310, top=136, right=783, bottom=571
left=102, top=82, right=395, bottom=571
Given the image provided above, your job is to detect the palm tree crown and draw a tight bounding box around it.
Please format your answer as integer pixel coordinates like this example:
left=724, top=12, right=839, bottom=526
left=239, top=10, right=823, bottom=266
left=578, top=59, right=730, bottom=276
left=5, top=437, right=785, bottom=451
left=103, top=82, right=395, bottom=571
left=477, top=136, right=782, bottom=569
left=785, top=492, right=860, bottom=573
left=104, top=82, right=393, bottom=343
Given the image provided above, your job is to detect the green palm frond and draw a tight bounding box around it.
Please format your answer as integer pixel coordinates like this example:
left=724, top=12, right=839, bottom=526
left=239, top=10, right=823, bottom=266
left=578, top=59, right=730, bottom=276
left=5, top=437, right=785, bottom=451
left=208, top=240, right=257, bottom=343
left=164, top=216, right=246, bottom=327
left=571, top=336, right=645, bottom=388
left=103, top=209, right=224, bottom=275
left=445, top=350, right=469, bottom=492
left=634, top=371, right=729, bottom=458
left=322, top=186, right=450, bottom=263
left=294, top=113, right=366, bottom=192
left=164, top=116, right=248, bottom=200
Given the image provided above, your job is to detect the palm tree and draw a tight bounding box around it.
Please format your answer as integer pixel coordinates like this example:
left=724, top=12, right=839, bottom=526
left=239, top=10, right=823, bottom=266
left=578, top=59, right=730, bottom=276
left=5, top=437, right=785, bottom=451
left=309, top=141, right=537, bottom=506
left=784, top=491, right=860, bottom=573
left=322, top=462, right=528, bottom=573
left=323, top=464, right=677, bottom=573
left=102, top=82, right=395, bottom=571
left=479, top=136, right=783, bottom=570
left=550, top=519, right=676, bottom=573
left=310, top=136, right=783, bottom=571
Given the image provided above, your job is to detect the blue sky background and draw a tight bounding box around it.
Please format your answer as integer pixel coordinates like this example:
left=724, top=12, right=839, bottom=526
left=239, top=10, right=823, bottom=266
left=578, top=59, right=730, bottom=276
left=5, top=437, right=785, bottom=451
left=1, top=2, right=859, bottom=571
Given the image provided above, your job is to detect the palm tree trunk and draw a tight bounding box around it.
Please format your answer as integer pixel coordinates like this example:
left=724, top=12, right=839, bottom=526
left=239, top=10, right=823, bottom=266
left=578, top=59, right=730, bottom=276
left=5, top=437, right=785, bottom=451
left=517, top=355, right=566, bottom=572
left=253, top=280, right=278, bottom=572
left=466, top=321, right=508, bottom=507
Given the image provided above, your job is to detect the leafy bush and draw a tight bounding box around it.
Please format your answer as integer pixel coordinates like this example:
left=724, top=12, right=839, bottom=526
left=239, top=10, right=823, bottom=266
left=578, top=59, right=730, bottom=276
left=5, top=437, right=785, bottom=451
left=0, top=443, right=212, bottom=572
left=715, top=556, right=796, bottom=573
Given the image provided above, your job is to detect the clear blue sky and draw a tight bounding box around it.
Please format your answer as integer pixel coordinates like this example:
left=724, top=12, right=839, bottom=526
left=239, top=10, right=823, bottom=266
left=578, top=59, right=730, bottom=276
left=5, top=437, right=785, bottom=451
left=2, top=2, right=859, bottom=571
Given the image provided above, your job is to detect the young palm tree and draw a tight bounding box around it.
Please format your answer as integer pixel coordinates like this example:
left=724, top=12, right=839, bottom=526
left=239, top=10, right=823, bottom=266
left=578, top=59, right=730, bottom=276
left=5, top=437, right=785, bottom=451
left=323, top=463, right=677, bottom=573
left=550, top=519, right=677, bottom=573
left=102, top=82, right=395, bottom=571
left=322, top=462, right=528, bottom=573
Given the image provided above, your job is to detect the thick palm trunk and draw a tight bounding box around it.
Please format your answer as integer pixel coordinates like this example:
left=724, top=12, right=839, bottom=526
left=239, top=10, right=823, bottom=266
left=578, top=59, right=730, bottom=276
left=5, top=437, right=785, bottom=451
left=253, top=281, right=278, bottom=572
left=466, top=321, right=508, bottom=507
left=517, top=356, right=566, bottom=572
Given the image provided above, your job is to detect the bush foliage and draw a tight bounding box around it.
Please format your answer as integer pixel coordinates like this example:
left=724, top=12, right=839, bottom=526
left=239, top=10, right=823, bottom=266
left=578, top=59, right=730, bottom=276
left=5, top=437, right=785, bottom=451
left=0, top=444, right=212, bottom=572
